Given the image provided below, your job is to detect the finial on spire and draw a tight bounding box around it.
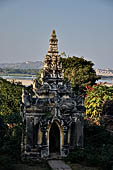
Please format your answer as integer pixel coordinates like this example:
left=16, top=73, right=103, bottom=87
left=51, top=29, right=56, bottom=36
left=50, top=29, right=57, bottom=40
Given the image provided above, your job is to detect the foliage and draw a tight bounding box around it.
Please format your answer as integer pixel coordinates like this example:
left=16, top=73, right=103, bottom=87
left=0, top=78, right=22, bottom=118
left=0, top=115, right=8, bottom=145
left=62, top=56, right=100, bottom=94
left=0, top=78, right=23, bottom=170
left=0, top=154, right=16, bottom=170
left=84, top=120, right=113, bottom=169
left=0, top=114, right=22, bottom=170
left=84, top=84, right=113, bottom=121
left=67, top=120, right=113, bottom=170
left=102, top=100, right=113, bottom=116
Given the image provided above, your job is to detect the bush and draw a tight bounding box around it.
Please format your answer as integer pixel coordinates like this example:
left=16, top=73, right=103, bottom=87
left=102, top=100, right=113, bottom=116
left=0, top=78, right=22, bottom=158
left=84, top=85, right=113, bottom=122
left=0, top=155, right=16, bottom=170
left=68, top=147, right=85, bottom=163
left=67, top=120, right=113, bottom=170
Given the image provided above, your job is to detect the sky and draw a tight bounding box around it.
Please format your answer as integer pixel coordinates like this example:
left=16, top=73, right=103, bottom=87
left=0, top=0, right=113, bottom=69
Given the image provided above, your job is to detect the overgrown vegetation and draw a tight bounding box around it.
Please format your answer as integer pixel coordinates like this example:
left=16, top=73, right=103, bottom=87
left=67, top=120, right=113, bottom=170
left=84, top=85, right=113, bottom=122
left=0, top=78, right=23, bottom=170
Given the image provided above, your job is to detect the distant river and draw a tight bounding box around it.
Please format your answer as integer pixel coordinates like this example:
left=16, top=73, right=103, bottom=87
left=97, top=77, right=113, bottom=84
left=0, top=75, right=113, bottom=84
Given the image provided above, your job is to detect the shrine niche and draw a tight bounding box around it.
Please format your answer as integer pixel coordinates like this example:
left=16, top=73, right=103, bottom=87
left=21, top=30, right=84, bottom=159
left=49, top=122, right=60, bottom=154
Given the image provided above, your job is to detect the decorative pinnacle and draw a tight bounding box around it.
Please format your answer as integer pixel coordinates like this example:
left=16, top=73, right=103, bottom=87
left=50, top=29, right=57, bottom=41
left=48, top=29, right=58, bottom=54
left=51, top=29, right=56, bottom=36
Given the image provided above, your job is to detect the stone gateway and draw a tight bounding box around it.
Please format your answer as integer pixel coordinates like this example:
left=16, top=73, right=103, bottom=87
left=21, top=30, right=84, bottom=158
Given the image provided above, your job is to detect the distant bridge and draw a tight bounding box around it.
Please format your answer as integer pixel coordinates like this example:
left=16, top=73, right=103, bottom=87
left=96, top=69, right=113, bottom=77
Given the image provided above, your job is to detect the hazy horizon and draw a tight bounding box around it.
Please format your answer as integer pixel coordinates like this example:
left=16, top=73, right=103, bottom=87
left=0, top=0, right=113, bottom=69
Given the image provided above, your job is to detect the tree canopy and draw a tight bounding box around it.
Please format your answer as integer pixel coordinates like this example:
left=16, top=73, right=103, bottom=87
left=62, top=56, right=100, bottom=94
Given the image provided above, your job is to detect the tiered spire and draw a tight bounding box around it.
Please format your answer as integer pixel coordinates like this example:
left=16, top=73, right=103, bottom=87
left=42, top=30, right=62, bottom=81
left=48, top=30, right=58, bottom=55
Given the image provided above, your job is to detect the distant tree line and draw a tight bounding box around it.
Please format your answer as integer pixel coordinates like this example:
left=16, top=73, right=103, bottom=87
left=0, top=68, right=40, bottom=75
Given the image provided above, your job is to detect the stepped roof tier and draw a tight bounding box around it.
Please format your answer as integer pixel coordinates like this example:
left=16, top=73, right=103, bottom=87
left=48, top=30, right=58, bottom=55
left=42, top=30, right=63, bottom=83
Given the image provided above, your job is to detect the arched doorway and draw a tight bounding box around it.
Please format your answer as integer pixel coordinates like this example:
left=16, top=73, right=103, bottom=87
left=49, top=122, right=60, bottom=154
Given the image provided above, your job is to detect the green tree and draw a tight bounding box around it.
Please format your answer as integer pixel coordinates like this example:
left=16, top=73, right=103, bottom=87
left=0, top=115, right=8, bottom=145
left=0, top=78, right=22, bottom=120
left=62, top=56, right=100, bottom=94
left=0, top=78, right=23, bottom=165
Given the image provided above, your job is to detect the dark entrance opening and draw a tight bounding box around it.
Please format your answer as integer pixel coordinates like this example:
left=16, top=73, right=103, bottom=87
left=49, top=122, right=60, bottom=153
